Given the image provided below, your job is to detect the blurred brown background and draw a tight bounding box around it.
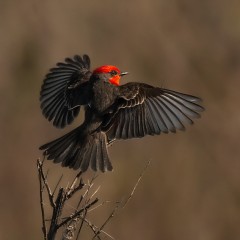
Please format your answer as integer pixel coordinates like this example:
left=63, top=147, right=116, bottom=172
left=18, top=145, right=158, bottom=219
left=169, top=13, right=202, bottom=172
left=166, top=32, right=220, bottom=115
left=1, top=0, right=240, bottom=239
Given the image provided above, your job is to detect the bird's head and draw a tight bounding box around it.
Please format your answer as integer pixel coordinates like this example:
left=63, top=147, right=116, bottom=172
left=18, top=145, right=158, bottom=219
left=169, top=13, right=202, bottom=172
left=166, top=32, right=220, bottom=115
left=93, top=65, right=128, bottom=86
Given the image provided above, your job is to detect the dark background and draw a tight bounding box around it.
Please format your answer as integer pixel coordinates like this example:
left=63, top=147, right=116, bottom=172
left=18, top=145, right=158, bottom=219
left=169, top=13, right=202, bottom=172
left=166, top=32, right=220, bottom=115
left=1, top=0, right=240, bottom=239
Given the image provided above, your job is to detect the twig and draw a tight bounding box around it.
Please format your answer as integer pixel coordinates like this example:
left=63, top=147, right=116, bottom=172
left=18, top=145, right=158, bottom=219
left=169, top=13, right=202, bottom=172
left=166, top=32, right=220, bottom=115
left=122, top=160, right=150, bottom=209
left=66, top=171, right=83, bottom=199
left=90, top=185, right=101, bottom=200
left=82, top=174, right=98, bottom=204
left=48, top=188, right=66, bottom=239
left=92, top=160, right=150, bottom=240
left=76, top=208, right=87, bottom=240
left=75, top=183, right=100, bottom=239
left=53, top=174, right=63, bottom=196
left=37, top=158, right=150, bottom=240
left=67, top=178, right=85, bottom=200
left=92, top=205, right=119, bottom=240
left=88, top=200, right=111, bottom=213
left=38, top=160, right=55, bottom=208
left=80, top=217, right=105, bottom=240
left=57, top=198, right=99, bottom=229
left=75, top=175, right=99, bottom=238
left=37, top=159, right=47, bottom=240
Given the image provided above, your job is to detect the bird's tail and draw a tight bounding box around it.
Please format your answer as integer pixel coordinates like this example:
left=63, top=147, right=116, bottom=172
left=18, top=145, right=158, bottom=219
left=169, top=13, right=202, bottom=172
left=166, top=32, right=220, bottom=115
left=39, top=127, right=113, bottom=172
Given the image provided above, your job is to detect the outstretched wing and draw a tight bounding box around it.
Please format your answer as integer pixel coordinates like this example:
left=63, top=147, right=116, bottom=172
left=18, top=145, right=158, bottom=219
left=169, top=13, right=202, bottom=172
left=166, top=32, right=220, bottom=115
left=40, top=55, right=92, bottom=128
left=103, top=82, right=204, bottom=142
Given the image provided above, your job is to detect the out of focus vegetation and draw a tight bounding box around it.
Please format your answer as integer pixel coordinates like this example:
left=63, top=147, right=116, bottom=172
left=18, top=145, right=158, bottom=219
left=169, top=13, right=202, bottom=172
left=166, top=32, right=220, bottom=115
left=1, top=0, right=240, bottom=239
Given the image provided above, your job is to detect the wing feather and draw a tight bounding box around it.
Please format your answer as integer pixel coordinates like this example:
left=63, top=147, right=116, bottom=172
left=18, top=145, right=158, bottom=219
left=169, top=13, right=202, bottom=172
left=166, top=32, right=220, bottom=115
left=103, top=83, right=204, bottom=142
left=40, top=54, right=91, bottom=128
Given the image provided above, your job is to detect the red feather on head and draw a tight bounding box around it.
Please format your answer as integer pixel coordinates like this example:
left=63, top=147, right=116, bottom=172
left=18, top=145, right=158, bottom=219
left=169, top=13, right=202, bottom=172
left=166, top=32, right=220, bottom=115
left=93, top=65, right=121, bottom=86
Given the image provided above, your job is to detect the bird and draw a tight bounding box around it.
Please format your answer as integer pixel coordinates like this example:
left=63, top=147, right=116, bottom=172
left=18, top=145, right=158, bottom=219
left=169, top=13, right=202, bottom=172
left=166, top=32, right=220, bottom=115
left=39, top=54, right=204, bottom=172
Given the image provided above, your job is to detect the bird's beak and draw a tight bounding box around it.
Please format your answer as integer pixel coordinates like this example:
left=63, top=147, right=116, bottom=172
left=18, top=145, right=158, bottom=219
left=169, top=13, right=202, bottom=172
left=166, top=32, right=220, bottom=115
left=119, top=72, right=128, bottom=77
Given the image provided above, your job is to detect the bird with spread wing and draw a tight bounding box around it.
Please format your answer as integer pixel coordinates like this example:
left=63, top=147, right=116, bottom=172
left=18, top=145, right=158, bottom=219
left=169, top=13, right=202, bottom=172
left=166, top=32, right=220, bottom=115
left=40, top=54, right=204, bottom=172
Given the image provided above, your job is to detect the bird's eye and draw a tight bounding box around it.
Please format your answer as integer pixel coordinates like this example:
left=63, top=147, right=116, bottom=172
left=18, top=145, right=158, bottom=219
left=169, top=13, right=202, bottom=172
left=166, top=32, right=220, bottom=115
left=110, top=70, right=118, bottom=76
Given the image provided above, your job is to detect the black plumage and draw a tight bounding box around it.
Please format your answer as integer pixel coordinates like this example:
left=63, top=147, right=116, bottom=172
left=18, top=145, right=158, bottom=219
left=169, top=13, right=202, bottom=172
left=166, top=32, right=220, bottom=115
left=40, top=55, right=204, bottom=172
left=40, top=54, right=91, bottom=128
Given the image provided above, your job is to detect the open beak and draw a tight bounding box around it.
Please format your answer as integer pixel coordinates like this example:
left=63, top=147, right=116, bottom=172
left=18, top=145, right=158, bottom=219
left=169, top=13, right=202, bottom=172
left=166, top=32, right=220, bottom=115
left=119, top=72, right=128, bottom=77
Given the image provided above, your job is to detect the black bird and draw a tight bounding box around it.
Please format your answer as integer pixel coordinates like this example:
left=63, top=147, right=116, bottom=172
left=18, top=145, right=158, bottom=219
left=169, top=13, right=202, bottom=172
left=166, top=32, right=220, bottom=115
left=40, top=55, right=204, bottom=172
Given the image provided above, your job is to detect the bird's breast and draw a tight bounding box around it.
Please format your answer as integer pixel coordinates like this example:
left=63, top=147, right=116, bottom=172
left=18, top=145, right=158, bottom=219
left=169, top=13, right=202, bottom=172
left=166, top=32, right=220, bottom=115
left=91, top=81, right=119, bottom=114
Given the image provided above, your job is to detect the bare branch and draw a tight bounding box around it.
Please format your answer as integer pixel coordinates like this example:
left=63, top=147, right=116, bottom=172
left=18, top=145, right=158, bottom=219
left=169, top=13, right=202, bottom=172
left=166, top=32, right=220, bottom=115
left=37, top=158, right=149, bottom=240
left=38, top=160, right=55, bottom=208
left=92, top=205, right=119, bottom=240
left=57, top=198, right=99, bottom=229
left=88, top=200, right=111, bottom=213
left=82, top=174, right=98, bottom=204
left=67, top=178, right=85, bottom=200
left=53, top=174, right=63, bottom=196
left=122, top=160, right=150, bottom=209
left=80, top=217, right=104, bottom=240
left=76, top=175, right=99, bottom=239
left=48, top=188, right=66, bottom=239
left=76, top=208, right=87, bottom=240
left=37, top=159, right=47, bottom=240
left=93, top=160, right=150, bottom=240
left=66, top=171, right=83, bottom=199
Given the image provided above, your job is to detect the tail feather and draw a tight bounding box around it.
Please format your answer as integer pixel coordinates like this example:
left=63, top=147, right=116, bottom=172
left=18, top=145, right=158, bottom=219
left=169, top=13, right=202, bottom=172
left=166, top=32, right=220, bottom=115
left=39, top=127, right=112, bottom=172
left=100, top=134, right=113, bottom=171
left=90, top=143, right=98, bottom=171
left=70, top=148, right=84, bottom=170
left=98, top=138, right=104, bottom=171
left=59, top=143, right=78, bottom=165
left=78, top=147, right=90, bottom=171
left=40, top=128, right=78, bottom=157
